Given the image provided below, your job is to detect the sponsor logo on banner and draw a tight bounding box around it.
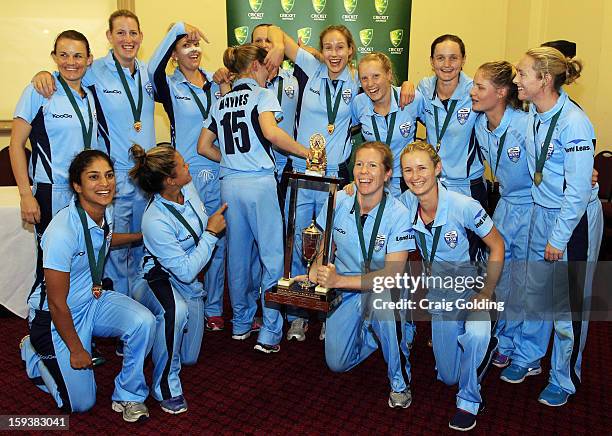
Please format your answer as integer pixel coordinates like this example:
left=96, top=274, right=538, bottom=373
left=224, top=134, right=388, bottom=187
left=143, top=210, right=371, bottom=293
left=234, top=26, right=249, bottom=44
left=248, top=0, right=264, bottom=19
left=342, top=88, right=353, bottom=104
left=457, top=107, right=471, bottom=125
left=507, top=146, right=521, bottom=162
left=311, top=0, right=327, bottom=20
left=374, top=234, right=386, bottom=252
left=444, top=230, right=458, bottom=249
left=389, top=29, right=404, bottom=55
left=358, top=28, right=374, bottom=53
left=399, top=121, right=412, bottom=137
left=374, top=0, right=389, bottom=22
left=297, top=27, right=312, bottom=45
left=342, top=0, right=359, bottom=21
left=280, top=0, right=296, bottom=20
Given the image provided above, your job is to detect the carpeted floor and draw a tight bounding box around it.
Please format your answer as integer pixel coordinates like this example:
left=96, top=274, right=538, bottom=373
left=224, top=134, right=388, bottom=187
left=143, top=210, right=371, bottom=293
left=1, top=312, right=610, bottom=435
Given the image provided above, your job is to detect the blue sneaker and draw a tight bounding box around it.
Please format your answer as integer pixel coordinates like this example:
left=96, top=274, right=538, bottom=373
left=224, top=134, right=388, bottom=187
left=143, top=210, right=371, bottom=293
left=538, top=383, right=569, bottom=407
left=160, top=395, right=188, bottom=414
left=500, top=363, right=542, bottom=384
left=449, top=409, right=477, bottom=431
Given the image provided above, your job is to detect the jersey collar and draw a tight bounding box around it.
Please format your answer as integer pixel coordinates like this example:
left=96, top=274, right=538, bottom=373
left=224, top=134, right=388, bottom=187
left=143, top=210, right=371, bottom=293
left=104, top=49, right=142, bottom=75
left=171, top=67, right=213, bottom=86
left=364, top=86, right=400, bottom=116
left=233, top=77, right=259, bottom=88
left=531, top=89, right=568, bottom=123
left=431, top=71, right=471, bottom=103
left=70, top=197, right=114, bottom=230
left=52, top=72, right=87, bottom=99
left=411, top=180, right=449, bottom=232
left=485, top=106, right=515, bottom=137
left=321, top=65, right=351, bottom=83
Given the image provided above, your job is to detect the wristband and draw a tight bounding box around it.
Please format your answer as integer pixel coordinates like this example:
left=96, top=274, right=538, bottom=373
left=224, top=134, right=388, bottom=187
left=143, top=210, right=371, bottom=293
left=205, top=228, right=219, bottom=238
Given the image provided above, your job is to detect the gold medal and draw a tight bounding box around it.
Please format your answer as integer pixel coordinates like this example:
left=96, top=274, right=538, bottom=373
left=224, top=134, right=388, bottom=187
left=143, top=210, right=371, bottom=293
left=133, top=121, right=142, bottom=132
left=534, top=172, right=543, bottom=186
left=327, top=123, right=335, bottom=135
left=92, top=285, right=103, bottom=299
left=435, top=142, right=441, bottom=152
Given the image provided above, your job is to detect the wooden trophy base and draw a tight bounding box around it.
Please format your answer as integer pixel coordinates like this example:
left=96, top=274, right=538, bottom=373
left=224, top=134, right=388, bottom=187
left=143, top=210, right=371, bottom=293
left=266, top=278, right=341, bottom=312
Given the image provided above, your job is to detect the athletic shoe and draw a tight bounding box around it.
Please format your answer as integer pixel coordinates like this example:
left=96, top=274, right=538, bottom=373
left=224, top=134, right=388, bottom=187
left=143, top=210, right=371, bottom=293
left=491, top=351, right=510, bottom=368
left=286, top=318, right=308, bottom=341
left=500, top=363, right=542, bottom=384
left=160, top=395, right=188, bottom=414
left=112, top=401, right=149, bottom=422
left=449, top=408, right=477, bottom=431
left=231, top=319, right=263, bottom=340
left=388, top=388, right=412, bottom=409
left=538, top=383, right=569, bottom=407
left=319, top=321, right=326, bottom=341
left=205, top=316, right=224, bottom=332
left=254, top=342, right=280, bottom=354
left=115, top=340, right=124, bottom=357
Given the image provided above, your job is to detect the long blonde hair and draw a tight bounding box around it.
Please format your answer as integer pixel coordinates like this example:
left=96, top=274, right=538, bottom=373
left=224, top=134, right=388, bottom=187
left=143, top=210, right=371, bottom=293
left=525, top=46, right=582, bottom=90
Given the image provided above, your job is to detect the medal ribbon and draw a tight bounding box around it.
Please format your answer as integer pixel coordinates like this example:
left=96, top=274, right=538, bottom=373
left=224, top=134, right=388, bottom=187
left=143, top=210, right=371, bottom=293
left=354, top=193, right=387, bottom=273
left=534, top=108, right=563, bottom=179
left=162, top=201, right=203, bottom=246
left=276, top=76, right=284, bottom=106
left=112, top=51, right=143, bottom=126
left=433, top=99, right=458, bottom=148
left=186, top=81, right=212, bottom=121
left=57, top=75, right=93, bottom=149
left=491, top=129, right=508, bottom=181
left=325, top=80, right=343, bottom=131
left=371, top=88, right=398, bottom=146
left=76, top=203, right=108, bottom=290
left=416, top=224, right=442, bottom=275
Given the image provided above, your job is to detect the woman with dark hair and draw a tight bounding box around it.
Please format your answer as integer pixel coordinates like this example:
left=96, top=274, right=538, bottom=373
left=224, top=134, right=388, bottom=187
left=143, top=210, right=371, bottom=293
left=20, top=150, right=154, bottom=422
left=129, top=144, right=226, bottom=414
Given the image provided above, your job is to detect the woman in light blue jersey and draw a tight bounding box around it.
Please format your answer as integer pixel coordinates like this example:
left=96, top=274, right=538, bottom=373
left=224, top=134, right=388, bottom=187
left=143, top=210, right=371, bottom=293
left=129, top=144, right=226, bottom=414
left=198, top=44, right=310, bottom=353
left=399, top=141, right=504, bottom=431
left=501, top=47, right=603, bottom=407
left=20, top=150, right=153, bottom=422
left=470, top=61, right=532, bottom=369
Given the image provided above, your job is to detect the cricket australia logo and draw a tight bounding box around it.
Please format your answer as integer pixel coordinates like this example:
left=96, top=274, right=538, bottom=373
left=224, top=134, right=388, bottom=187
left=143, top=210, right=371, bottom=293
left=311, top=0, right=327, bottom=20
left=399, top=121, right=412, bottom=138
left=507, top=146, right=521, bottom=163
left=457, top=107, right=471, bottom=125
left=280, top=0, right=296, bottom=19
left=342, top=88, right=353, bottom=104
left=374, top=234, right=386, bottom=252
left=344, top=0, right=357, bottom=14
left=358, top=29, right=374, bottom=53
left=234, top=26, right=249, bottom=45
left=248, top=0, right=265, bottom=19
left=374, top=0, right=389, bottom=22
left=297, top=27, right=312, bottom=45
left=390, top=29, right=403, bottom=47
left=444, top=230, right=458, bottom=249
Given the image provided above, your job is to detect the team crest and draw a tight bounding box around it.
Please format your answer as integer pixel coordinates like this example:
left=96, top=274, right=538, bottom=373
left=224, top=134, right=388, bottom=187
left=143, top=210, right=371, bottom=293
left=281, top=0, right=295, bottom=13
left=374, top=234, right=386, bottom=252
left=312, top=0, right=326, bottom=14
left=344, top=0, right=357, bottom=14
left=249, top=0, right=263, bottom=13
left=399, top=121, right=412, bottom=138
left=444, top=230, right=458, bottom=249
left=297, top=27, right=312, bottom=46
left=457, top=107, right=471, bottom=125
left=342, top=88, right=353, bottom=104
left=375, top=0, right=389, bottom=15
left=214, top=90, right=222, bottom=99
left=234, top=26, right=249, bottom=45
left=507, top=146, right=521, bottom=163
left=542, top=141, right=555, bottom=160
left=284, top=85, right=295, bottom=98
left=390, top=29, right=403, bottom=47
left=359, top=29, right=373, bottom=47
left=145, top=81, right=154, bottom=98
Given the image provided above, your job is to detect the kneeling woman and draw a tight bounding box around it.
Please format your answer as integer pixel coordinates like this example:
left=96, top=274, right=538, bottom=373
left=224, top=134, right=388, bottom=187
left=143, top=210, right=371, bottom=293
left=20, top=150, right=154, bottom=422
left=129, top=144, right=226, bottom=414
left=399, top=141, right=504, bottom=431
left=308, top=141, right=413, bottom=408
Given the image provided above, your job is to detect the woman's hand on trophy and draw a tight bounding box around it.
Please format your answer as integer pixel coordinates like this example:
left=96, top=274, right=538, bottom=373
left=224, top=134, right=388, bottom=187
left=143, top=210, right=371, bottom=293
left=342, top=182, right=356, bottom=197
left=315, top=264, right=340, bottom=288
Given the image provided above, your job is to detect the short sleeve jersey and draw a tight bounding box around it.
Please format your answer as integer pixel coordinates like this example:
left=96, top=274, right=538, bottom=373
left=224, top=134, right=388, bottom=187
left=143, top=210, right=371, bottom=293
left=267, top=67, right=299, bottom=170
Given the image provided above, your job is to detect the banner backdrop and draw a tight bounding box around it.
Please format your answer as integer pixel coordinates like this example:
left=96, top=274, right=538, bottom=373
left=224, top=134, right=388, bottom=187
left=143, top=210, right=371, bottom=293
left=226, top=0, right=412, bottom=82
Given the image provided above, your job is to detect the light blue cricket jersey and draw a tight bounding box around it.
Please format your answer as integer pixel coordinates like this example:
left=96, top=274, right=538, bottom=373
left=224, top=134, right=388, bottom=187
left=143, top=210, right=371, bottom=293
left=525, top=89, right=599, bottom=249
left=14, top=72, right=101, bottom=185
left=317, top=191, right=415, bottom=276
left=474, top=107, right=532, bottom=203
left=417, top=72, right=484, bottom=185
left=352, top=87, right=424, bottom=178
left=29, top=198, right=114, bottom=312
left=148, top=22, right=221, bottom=169
left=141, top=182, right=217, bottom=285
left=205, top=77, right=281, bottom=179
left=292, top=48, right=360, bottom=172
left=84, top=50, right=156, bottom=170
left=267, top=67, right=299, bottom=171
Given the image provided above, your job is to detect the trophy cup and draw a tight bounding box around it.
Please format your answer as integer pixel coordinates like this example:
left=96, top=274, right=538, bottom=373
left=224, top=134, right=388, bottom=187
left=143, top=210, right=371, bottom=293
left=266, top=134, right=341, bottom=312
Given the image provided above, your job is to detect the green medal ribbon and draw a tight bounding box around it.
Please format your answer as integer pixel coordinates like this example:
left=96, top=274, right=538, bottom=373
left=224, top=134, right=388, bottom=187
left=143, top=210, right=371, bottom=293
left=491, top=129, right=508, bottom=181
left=76, top=203, right=108, bottom=296
left=325, top=80, right=343, bottom=134
left=354, top=193, right=387, bottom=273
left=371, top=89, right=398, bottom=146
left=533, top=108, right=563, bottom=186
left=57, top=75, right=93, bottom=150
left=416, top=224, right=442, bottom=276
left=162, top=201, right=203, bottom=246
left=433, top=99, right=458, bottom=151
left=112, top=51, right=143, bottom=127
left=276, top=76, right=284, bottom=106
left=186, top=82, right=212, bottom=121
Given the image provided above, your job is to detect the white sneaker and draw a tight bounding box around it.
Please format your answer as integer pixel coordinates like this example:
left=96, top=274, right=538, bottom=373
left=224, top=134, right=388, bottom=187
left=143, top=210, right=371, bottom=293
left=286, top=318, right=308, bottom=341
left=319, top=321, right=326, bottom=341
left=112, top=400, right=149, bottom=422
